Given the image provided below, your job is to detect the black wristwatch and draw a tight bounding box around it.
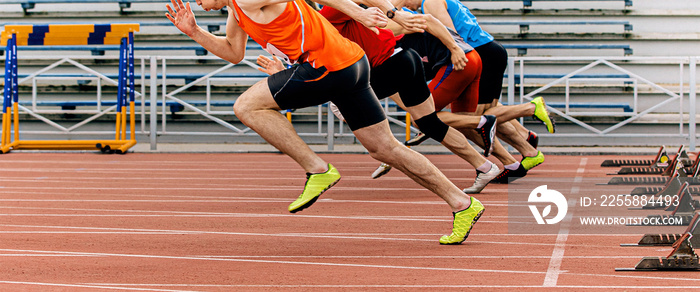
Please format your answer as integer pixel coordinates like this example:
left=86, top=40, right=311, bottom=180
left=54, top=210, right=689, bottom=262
left=386, top=7, right=398, bottom=19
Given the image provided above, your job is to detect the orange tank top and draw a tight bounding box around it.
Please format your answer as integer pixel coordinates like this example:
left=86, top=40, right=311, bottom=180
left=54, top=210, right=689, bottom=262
left=231, top=0, right=364, bottom=72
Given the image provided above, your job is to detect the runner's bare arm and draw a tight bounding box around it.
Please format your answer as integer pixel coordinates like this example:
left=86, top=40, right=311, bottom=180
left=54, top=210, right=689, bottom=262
left=421, top=0, right=457, bottom=31
left=385, top=14, right=468, bottom=70
left=316, top=0, right=389, bottom=28
left=421, top=14, right=468, bottom=70
left=350, top=0, right=426, bottom=32
left=166, top=0, right=248, bottom=63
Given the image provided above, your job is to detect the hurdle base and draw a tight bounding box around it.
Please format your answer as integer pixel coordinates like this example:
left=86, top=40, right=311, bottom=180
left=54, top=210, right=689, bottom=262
left=2, top=139, right=136, bottom=154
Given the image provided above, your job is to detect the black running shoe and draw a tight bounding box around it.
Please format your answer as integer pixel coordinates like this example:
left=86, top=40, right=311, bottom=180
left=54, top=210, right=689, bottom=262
left=405, top=132, right=429, bottom=146
left=527, top=131, right=539, bottom=149
left=491, top=164, right=528, bottom=184
left=477, top=115, right=497, bottom=157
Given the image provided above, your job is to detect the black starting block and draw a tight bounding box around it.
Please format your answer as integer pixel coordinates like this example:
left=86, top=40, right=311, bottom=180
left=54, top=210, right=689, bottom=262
left=617, top=213, right=700, bottom=271
left=663, top=183, right=700, bottom=214
left=622, top=183, right=694, bottom=245
left=601, top=145, right=670, bottom=167
left=630, top=186, right=700, bottom=196
left=621, top=233, right=684, bottom=246
left=635, top=175, right=685, bottom=210
left=614, top=147, right=697, bottom=176
left=608, top=177, right=670, bottom=185
left=634, top=184, right=697, bottom=226
left=608, top=170, right=700, bottom=185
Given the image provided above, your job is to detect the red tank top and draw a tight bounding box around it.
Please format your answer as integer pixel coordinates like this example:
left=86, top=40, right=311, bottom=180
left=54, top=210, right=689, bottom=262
left=231, top=0, right=364, bottom=72
left=319, top=6, right=402, bottom=68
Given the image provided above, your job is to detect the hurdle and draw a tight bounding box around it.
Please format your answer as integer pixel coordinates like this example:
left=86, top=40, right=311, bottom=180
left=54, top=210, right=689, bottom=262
left=1, top=23, right=139, bottom=154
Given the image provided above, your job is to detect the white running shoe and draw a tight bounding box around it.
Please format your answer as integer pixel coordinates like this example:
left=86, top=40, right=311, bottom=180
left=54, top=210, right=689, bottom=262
left=371, top=163, right=392, bottom=179
left=463, top=163, right=500, bottom=194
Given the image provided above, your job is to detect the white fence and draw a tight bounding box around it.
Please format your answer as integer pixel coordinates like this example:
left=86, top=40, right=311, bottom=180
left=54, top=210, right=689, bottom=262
left=3, top=54, right=698, bottom=151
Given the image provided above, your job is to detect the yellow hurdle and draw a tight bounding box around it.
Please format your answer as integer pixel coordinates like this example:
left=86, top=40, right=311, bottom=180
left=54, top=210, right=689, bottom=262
left=0, top=23, right=140, bottom=154
left=405, top=112, right=412, bottom=145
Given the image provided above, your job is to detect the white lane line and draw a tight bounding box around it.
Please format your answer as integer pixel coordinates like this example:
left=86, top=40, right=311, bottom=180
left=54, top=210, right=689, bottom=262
left=0, top=254, right=644, bottom=259
left=196, top=255, right=644, bottom=259
left=0, top=225, right=606, bottom=248
left=0, top=280, right=193, bottom=292
left=4, top=249, right=700, bottom=285
left=0, top=248, right=547, bottom=275
left=82, top=284, right=700, bottom=289
left=9, top=223, right=632, bottom=237
left=543, top=157, right=587, bottom=287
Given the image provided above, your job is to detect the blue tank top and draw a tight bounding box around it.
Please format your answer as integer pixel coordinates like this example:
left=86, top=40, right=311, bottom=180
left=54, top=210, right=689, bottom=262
left=422, top=0, right=493, bottom=48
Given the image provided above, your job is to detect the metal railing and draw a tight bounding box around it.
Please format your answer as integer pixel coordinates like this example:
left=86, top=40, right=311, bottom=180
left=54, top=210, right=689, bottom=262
left=506, top=56, right=698, bottom=150
left=3, top=54, right=698, bottom=151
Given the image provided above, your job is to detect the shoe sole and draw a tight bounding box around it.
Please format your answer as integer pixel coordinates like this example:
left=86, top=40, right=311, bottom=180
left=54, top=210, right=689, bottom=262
left=522, top=158, right=544, bottom=170
left=405, top=134, right=429, bottom=146
left=492, top=175, right=525, bottom=184
left=527, top=134, right=539, bottom=149
left=532, top=98, right=555, bottom=134
left=533, top=115, right=554, bottom=134
left=440, top=209, right=485, bottom=245
left=289, top=178, right=340, bottom=213
left=482, top=119, right=496, bottom=157
left=371, top=165, right=392, bottom=179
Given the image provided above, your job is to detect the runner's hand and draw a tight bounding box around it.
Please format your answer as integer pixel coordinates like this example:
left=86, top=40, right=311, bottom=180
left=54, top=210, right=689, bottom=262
left=166, top=0, right=198, bottom=37
left=450, top=49, right=468, bottom=71
left=354, top=7, right=389, bottom=28
left=391, top=10, right=426, bottom=33
left=257, top=55, right=285, bottom=75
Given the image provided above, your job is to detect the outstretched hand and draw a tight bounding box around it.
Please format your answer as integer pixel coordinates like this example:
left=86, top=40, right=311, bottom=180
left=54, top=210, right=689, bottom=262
left=257, top=55, right=285, bottom=75
left=391, top=10, right=426, bottom=33
left=166, top=0, right=197, bottom=36
left=354, top=6, right=389, bottom=28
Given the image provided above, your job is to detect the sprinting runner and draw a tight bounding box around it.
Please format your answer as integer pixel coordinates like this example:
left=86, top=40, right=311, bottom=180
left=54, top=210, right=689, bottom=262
left=368, top=14, right=553, bottom=186
left=166, top=0, right=484, bottom=244
left=259, top=3, right=501, bottom=194
left=400, top=0, right=555, bottom=183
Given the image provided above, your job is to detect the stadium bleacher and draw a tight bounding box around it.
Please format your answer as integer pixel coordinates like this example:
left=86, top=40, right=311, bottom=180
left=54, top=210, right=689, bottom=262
left=2, top=0, right=171, bottom=14
left=2, top=0, right=698, bottom=148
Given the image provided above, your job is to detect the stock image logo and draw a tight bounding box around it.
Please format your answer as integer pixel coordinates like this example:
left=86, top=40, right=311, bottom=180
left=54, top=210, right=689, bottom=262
left=528, top=185, right=568, bottom=225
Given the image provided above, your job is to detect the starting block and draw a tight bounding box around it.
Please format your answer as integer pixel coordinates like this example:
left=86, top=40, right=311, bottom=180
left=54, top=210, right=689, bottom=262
left=613, top=146, right=696, bottom=176
left=601, top=145, right=670, bottom=167
left=617, top=212, right=700, bottom=271
left=622, top=233, right=684, bottom=246
left=634, top=174, right=684, bottom=210
left=629, top=182, right=697, bottom=226
left=631, top=183, right=700, bottom=196
left=607, top=160, right=700, bottom=185
left=664, top=183, right=699, bottom=214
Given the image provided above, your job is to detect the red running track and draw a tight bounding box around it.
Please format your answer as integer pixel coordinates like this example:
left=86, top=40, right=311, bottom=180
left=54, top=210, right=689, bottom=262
left=0, top=152, right=699, bottom=291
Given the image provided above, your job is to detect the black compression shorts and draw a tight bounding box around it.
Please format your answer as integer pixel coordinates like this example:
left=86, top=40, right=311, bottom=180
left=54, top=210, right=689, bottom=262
left=474, top=40, right=508, bottom=105
left=267, top=56, right=386, bottom=131
left=369, top=48, right=430, bottom=107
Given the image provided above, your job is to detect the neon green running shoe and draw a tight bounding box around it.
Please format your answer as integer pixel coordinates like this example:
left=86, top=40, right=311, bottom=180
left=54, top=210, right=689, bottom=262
left=288, top=163, right=341, bottom=213
left=521, top=151, right=545, bottom=170
left=439, top=196, right=485, bottom=245
left=531, top=96, right=555, bottom=133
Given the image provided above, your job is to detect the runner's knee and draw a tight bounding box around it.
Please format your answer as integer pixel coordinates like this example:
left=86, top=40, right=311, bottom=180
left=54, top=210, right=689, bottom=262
left=414, top=112, right=449, bottom=143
